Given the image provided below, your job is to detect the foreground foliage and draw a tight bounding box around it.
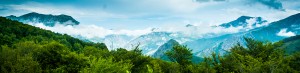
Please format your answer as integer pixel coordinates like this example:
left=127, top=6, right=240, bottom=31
left=1, top=17, right=300, bottom=73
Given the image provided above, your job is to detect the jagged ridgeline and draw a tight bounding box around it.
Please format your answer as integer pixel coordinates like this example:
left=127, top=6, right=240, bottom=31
left=0, top=17, right=107, bottom=51
left=6, top=12, right=79, bottom=27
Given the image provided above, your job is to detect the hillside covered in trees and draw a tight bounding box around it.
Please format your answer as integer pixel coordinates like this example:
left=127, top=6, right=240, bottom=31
left=1, top=17, right=300, bottom=73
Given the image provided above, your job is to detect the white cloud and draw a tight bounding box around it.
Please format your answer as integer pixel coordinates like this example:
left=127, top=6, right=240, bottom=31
left=3, top=0, right=300, bottom=39
left=277, top=28, right=296, bottom=37
left=154, top=22, right=244, bottom=38
left=141, top=0, right=200, bottom=13
left=245, top=17, right=269, bottom=30
left=32, top=23, right=152, bottom=39
left=245, top=18, right=256, bottom=29
left=3, top=0, right=300, bottom=30
left=225, top=8, right=248, bottom=15
left=28, top=20, right=247, bottom=43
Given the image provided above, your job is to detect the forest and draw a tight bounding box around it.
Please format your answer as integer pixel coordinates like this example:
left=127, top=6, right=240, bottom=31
left=1, top=17, right=300, bottom=73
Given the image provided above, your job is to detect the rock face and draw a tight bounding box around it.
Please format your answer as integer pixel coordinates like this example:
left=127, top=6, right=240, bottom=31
left=6, top=12, right=79, bottom=27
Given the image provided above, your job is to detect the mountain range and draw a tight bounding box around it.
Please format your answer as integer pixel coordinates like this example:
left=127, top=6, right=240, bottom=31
left=2, top=14, right=300, bottom=72
left=5, top=12, right=300, bottom=58
left=185, top=13, right=300, bottom=57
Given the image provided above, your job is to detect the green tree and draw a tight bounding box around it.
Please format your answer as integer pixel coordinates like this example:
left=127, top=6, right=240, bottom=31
left=165, top=44, right=193, bottom=66
left=110, top=47, right=152, bottom=73
left=0, top=45, right=41, bottom=73
left=32, top=41, right=88, bottom=73
left=286, top=52, right=300, bottom=72
left=81, top=57, right=132, bottom=73
left=187, top=57, right=216, bottom=73
left=165, top=44, right=193, bottom=72
left=214, top=38, right=294, bottom=72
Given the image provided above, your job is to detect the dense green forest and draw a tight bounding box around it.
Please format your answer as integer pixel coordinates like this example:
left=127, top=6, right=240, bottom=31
left=1, top=17, right=300, bottom=73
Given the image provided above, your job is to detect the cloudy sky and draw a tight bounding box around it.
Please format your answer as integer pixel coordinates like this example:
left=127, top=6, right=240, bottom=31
left=0, top=0, right=300, bottom=30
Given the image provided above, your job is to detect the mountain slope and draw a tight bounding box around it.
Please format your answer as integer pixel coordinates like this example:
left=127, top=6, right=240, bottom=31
left=281, top=35, right=300, bottom=54
left=103, top=34, right=134, bottom=50
left=0, top=17, right=106, bottom=50
left=219, top=16, right=267, bottom=28
left=125, top=32, right=195, bottom=55
left=6, top=12, right=79, bottom=27
left=125, top=32, right=173, bottom=55
left=153, top=39, right=204, bottom=63
left=152, top=39, right=179, bottom=60
left=186, top=13, right=300, bottom=57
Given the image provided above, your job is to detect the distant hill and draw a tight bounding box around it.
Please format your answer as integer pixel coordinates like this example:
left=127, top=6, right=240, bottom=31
left=6, top=12, right=79, bottom=27
left=0, top=17, right=106, bottom=51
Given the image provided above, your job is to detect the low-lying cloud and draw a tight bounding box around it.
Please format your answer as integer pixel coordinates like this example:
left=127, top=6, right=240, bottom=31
left=32, top=23, right=153, bottom=39
left=277, top=28, right=296, bottom=37
left=28, top=21, right=253, bottom=42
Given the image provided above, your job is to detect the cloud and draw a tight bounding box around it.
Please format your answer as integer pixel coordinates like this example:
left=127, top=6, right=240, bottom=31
left=31, top=23, right=153, bottom=39
left=248, top=0, right=284, bottom=11
left=245, top=17, right=269, bottom=29
left=7, top=2, right=127, bottom=18
left=214, top=0, right=226, bottom=1
left=28, top=20, right=247, bottom=42
left=277, top=28, right=296, bottom=37
left=196, top=0, right=210, bottom=2
left=196, top=0, right=227, bottom=2
left=1, top=0, right=299, bottom=31
left=153, top=22, right=245, bottom=38
left=280, top=0, right=300, bottom=10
